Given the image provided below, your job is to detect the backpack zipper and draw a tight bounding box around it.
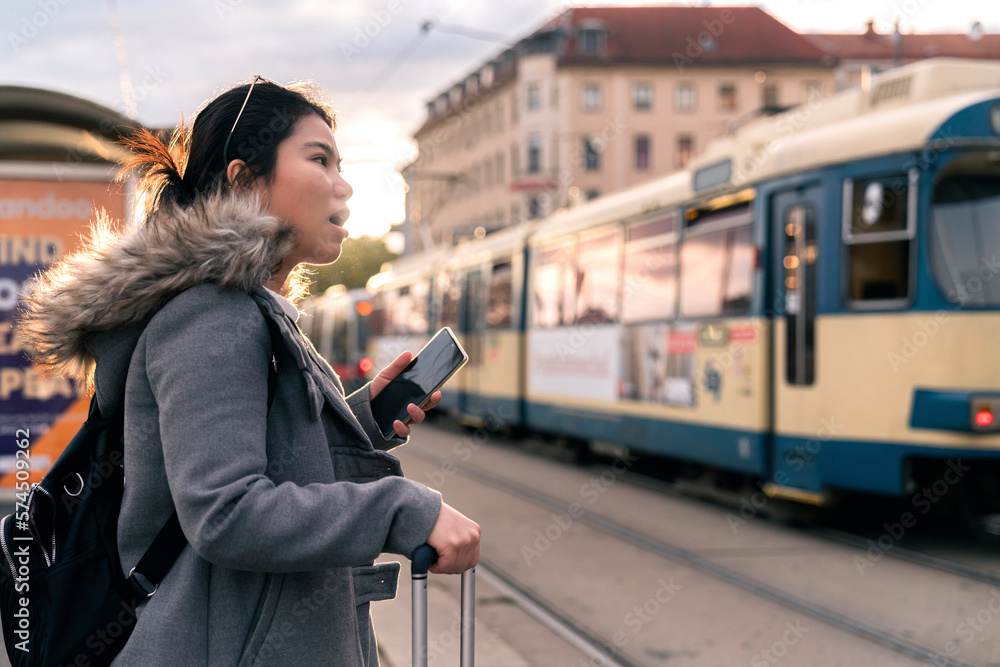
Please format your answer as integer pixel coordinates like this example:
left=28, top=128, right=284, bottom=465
left=0, top=516, right=18, bottom=576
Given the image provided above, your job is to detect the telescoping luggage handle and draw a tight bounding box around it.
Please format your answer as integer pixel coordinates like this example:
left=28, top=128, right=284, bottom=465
left=411, top=544, right=475, bottom=667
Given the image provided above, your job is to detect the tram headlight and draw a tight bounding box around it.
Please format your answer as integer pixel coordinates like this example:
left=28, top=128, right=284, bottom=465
left=970, top=397, right=1000, bottom=432
left=991, top=104, right=1000, bottom=136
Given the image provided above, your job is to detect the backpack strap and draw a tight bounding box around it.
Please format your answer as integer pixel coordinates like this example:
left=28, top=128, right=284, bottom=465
left=123, top=300, right=281, bottom=599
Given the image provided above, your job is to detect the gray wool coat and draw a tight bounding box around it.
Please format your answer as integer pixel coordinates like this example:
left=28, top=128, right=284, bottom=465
left=18, top=193, right=442, bottom=666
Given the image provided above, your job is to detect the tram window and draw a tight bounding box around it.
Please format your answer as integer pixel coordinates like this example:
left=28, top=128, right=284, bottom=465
left=843, top=172, right=914, bottom=305
left=680, top=231, right=726, bottom=317
left=627, top=214, right=677, bottom=242
left=533, top=241, right=577, bottom=327
left=679, top=226, right=753, bottom=318
left=370, top=292, right=392, bottom=336
left=847, top=175, right=909, bottom=238
left=331, top=306, right=349, bottom=362
left=846, top=241, right=910, bottom=301
left=930, top=173, right=1000, bottom=306
left=622, top=240, right=677, bottom=323
left=784, top=205, right=816, bottom=385
left=487, top=262, right=513, bottom=329
left=723, top=225, right=754, bottom=313
left=437, top=272, right=460, bottom=330
left=577, top=231, right=620, bottom=324
left=392, top=283, right=430, bottom=334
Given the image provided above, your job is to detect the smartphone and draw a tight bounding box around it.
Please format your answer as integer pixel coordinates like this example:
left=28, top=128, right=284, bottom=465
left=370, top=327, right=469, bottom=440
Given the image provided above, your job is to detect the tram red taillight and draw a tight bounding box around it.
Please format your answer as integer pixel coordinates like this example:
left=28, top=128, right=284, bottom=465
left=359, top=357, right=374, bottom=375
left=970, top=398, right=1000, bottom=432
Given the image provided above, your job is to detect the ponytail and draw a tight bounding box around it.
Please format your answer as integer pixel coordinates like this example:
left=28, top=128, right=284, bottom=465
left=117, top=125, right=196, bottom=219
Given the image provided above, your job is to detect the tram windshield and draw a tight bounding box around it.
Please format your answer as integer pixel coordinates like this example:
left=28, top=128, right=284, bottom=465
left=929, top=153, right=1000, bottom=306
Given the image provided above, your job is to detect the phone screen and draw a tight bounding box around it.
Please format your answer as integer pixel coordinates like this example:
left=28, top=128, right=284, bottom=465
left=370, top=328, right=468, bottom=440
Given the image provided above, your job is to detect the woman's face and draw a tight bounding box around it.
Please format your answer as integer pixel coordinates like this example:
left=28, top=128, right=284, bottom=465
left=262, top=113, right=353, bottom=267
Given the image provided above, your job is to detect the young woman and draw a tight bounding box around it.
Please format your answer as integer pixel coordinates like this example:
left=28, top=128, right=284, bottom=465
left=19, top=77, right=480, bottom=666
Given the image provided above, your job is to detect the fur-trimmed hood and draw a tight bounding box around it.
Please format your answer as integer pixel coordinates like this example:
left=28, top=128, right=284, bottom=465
left=17, top=191, right=296, bottom=385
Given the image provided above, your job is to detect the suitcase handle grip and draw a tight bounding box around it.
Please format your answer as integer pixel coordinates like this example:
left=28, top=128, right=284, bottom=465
left=411, top=543, right=475, bottom=666
left=411, top=543, right=438, bottom=577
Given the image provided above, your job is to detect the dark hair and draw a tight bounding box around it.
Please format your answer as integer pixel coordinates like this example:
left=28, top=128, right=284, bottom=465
left=118, top=79, right=336, bottom=300
left=121, top=79, right=336, bottom=215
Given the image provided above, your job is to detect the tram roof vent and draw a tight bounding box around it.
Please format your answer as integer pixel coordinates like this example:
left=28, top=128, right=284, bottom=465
left=870, top=75, right=913, bottom=107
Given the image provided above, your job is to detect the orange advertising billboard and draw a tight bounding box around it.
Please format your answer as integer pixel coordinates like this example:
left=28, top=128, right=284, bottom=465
left=0, top=174, right=126, bottom=489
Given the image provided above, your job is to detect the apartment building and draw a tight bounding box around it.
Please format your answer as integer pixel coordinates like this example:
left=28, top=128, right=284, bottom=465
left=405, top=5, right=997, bottom=249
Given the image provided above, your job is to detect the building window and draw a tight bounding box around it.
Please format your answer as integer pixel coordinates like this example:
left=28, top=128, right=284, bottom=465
left=527, top=135, right=541, bottom=173
left=677, top=135, right=693, bottom=168
left=676, top=82, right=696, bottom=112
left=527, top=83, right=540, bottom=111
left=633, top=82, right=652, bottom=110
left=804, top=81, right=823, bottom=99
left=511, top=143, right=520, bottom=177
left=763, top=83, right=779, bottom=109
left=582, top=84, right=601, bottom=112
left=528, top=195, right=543, bottom=219
left=579, top=27, right=607, bottom=56
left=583, top=136, right=601, bottom=171
left=586, top=189, right=600, bottom=201
left=635, top=135, right=650, bottom=171
left=496, top=151, right=505, bottom=185
left=719, top=83, right=737, bottom=112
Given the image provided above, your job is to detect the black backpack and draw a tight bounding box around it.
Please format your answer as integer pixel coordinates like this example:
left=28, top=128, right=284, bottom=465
left=0, top=302, right=281, bottom=667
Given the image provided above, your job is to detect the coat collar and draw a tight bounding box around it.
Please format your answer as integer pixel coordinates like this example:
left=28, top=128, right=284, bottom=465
left=252, top=288, right=370, bottom=444
left=18, top=191, right=296, bottom=386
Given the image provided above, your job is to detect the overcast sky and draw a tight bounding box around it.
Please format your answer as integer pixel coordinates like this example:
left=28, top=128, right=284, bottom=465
left=3, top=0, right=998, bottom=237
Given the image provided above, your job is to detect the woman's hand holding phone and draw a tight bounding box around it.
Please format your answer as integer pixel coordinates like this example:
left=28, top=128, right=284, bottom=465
left=370, top=351, right=442, bottom=438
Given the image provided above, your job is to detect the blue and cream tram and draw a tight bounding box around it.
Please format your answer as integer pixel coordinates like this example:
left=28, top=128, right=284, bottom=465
left=351, top=58, right=1000, bottom=526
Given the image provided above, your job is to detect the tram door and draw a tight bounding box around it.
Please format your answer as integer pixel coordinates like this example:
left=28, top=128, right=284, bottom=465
left=769, top=184, right=825, bottom=498
left=458, top=269, right=486, bottom=421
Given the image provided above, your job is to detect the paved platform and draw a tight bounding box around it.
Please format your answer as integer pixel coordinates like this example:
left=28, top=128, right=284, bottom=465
left=372, top=556, right=530, bottom=667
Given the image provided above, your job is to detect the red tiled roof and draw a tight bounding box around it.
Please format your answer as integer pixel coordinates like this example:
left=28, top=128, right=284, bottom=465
left=415, top=6, right=837, bottom=136
left=557, top=6, right=833, bottom=66
left=806, top=28, right=1000, bottom=61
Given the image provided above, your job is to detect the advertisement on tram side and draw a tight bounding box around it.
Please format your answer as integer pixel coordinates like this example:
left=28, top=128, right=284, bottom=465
left=0, top=174, right=125, bottom=491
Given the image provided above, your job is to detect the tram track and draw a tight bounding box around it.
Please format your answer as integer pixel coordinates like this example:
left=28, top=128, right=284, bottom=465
left=613, top=457, right=1000, bottom=592
left=408, top=443, right=977, bottom=667
left=475, top=559, right=639, bottom=667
